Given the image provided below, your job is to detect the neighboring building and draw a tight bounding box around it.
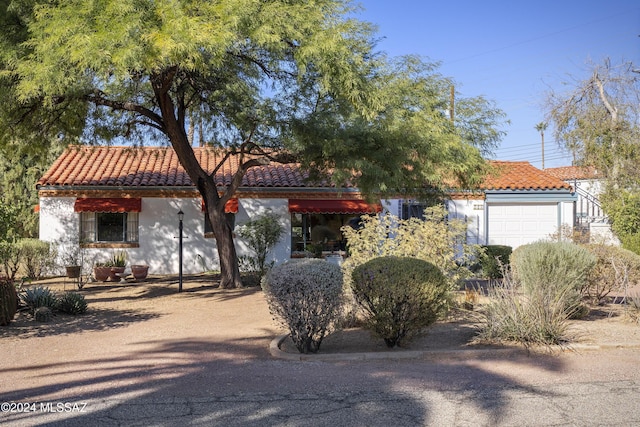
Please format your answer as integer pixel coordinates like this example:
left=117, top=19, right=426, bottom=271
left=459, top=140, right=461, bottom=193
left=37, top=146, right=576, bottom=275
left=446, top=161, right=576, bottom=249
left=545, top=165, right=616, bottom=243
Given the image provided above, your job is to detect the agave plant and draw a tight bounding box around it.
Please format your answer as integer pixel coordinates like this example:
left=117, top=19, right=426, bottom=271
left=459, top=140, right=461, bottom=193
left=56, top=292, right=88, bottom=315
left=20, top=286, right=58, bottom=314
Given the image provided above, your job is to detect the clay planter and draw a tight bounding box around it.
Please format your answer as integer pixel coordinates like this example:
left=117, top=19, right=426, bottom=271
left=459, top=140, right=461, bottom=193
left=93, top=266, right=111, bottom=282
left=131, top=265, right=149, bottom=281
left=65, top=266, right=81, bottom=279
left=109, top=267, right=126, bottom=281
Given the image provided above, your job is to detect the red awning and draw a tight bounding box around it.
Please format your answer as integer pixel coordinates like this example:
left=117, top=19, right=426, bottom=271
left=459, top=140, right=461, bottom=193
left=201, top=198, right=239, bottom=214
left=288, top=199, right=382, bottom=214
left=74, top=198, right=142, bottom=213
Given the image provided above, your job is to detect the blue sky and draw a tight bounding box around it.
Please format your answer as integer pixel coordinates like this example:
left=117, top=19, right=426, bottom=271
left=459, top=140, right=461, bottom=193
left=355, top=1, right=640, bottom=169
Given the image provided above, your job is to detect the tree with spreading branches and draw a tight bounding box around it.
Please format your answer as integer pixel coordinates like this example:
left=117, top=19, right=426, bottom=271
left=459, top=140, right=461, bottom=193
left=546, top=58, right=640, bottom=251
left=1, top=0, right=505, bottom=287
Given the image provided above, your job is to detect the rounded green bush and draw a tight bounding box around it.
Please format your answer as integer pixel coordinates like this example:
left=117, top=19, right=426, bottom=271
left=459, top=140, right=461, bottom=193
left=262, top=259, right=343, bottom=354
left=351, top=256, right=449, bottom=348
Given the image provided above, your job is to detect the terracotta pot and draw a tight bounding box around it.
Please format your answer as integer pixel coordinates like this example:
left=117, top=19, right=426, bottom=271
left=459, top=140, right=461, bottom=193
left=65, top=266, right=81, bottom=279
left=131, top=265, right=149, bottom=281
left=93, top=266, right=111, bottom=282
left=109, top=267, right=126, bottom=281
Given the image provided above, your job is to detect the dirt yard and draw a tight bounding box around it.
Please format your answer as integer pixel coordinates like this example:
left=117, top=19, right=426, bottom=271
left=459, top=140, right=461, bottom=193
left=3, top=274, right=640, bottom=356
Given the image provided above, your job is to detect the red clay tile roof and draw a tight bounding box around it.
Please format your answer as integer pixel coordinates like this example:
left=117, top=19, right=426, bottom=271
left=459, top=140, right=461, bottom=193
left=37, top=146, right=570, bottom=191
left=37, top=146, right=331, bottom=189
left=544, top=165, right=601, bottom=181
left=481, top=161, right=571, bottom=190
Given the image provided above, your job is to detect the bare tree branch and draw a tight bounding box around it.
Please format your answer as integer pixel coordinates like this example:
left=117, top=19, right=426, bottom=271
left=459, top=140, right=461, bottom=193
left=85, top=91, right=165, bottom=131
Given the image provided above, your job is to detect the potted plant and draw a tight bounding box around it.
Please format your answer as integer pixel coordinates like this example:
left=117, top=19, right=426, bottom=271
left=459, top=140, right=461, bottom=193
left=131, top=264, right=149, bottom=281
left=107, top=251, right=127, bottom=281
left=93, top=262, right=111, bottom=282
left=61, top=248, right=81, bottom=279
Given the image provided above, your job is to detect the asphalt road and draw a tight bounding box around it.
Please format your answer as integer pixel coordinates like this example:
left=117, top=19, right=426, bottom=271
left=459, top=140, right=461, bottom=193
left=2, top=347, right=639, bottom=426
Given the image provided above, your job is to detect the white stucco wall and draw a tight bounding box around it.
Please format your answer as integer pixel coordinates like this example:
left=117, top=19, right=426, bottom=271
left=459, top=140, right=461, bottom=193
left=447, top=199, right=486, bottom=245
left=382, top=197, right=574, bottom=249
left=39, top=197, right=79, bottom=274
left=39, top=196, right=291, bottom=276
left=40, top=193, right=577, bottom=276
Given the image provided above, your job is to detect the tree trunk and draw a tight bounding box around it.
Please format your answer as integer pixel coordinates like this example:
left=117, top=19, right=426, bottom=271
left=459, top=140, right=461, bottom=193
left=205, top=196, right=243, bottom=289
left=151, top=69, right=244, bottom=288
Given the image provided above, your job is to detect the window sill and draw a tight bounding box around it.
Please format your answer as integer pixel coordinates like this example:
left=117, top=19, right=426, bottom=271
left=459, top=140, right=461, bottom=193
left=80, top=243, right=140, bottom=249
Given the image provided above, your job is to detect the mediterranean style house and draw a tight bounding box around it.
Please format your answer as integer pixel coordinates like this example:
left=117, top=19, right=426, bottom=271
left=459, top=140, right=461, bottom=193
left=37, top=146, right=576, bottom=275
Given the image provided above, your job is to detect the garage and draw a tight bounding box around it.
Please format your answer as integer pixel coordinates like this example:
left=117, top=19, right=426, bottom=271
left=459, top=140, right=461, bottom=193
left=486, top=202, right=558, bottom=249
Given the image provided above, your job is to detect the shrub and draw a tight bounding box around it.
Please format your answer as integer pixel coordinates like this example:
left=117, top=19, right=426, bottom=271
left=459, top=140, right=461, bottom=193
left=262, top=259, right=344, bottom=354
left=341, top=205, right=480, bottom=289
left=627, top=292, right=640, bottom=324
left=18, top=239, right=55, bottom=280
left=583, top=244, right=640, bottom=304
left=20, top=286, right=58, bottom=314
left=351, top=256, right=450, bottom=348
left=479, top=245, right=512, bottom=279
left=478, top=272, right=577, bottom=346
left=619, top=233, right=640, bottom=257
left=236, top=213, right=284, bottom=278
left=0, top=279, right=17, bottom=326
left=0, top=241, right=21, bottom=281
left=56, top=292, right=88, bottom=315
left=511, top=241, right=595, bottom=315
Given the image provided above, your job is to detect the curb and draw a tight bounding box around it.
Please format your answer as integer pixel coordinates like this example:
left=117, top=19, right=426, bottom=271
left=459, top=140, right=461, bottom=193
left=269, top=335, right=640, bottom=362
left=270, top=334, right=572, bottom=362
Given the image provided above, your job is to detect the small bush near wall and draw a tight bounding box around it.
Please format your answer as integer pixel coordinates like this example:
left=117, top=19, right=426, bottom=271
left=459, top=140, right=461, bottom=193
left=583, top=244, right=640, bottom=305
left=351, top=256, right=450, bottom=348
left=236, top=213, right=284, bottom=279
left=262, top=259, right=343, bottom=354
left=479, top=245, right=512, bottom=279
left=18, top=239, right=56, bottom=280
left=511, top=241, right=595, bottom=316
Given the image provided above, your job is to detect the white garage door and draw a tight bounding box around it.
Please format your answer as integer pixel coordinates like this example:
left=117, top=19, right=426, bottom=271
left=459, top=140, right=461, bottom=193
left=487, top=203, right=558, bottom=249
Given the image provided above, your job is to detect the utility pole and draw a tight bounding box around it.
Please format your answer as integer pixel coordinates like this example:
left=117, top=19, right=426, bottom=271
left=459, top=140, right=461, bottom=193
left=535, top=122, right=548, bottom=169
left=450, top=85, right=455, bottom=123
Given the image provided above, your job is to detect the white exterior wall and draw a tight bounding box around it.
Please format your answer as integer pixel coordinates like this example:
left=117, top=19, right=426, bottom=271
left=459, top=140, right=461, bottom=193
left=39, top=197, right=79, bottom=274
left=40, top=193, right=577, bottom=276
left=381, top=197, right=574, bottom=249
left=447, top=199, right=486, bottom=245
left=39, top=196, right=291, bottom=275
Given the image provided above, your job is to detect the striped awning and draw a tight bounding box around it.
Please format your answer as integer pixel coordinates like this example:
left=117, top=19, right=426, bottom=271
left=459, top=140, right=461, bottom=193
left=74, top=198, right=142, bottom=213
left=288, top=199, right=381, bottom=214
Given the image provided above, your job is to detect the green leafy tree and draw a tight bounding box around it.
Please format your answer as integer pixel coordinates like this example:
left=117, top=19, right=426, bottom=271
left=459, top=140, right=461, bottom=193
left=1, top=0, right=505, bottom=288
